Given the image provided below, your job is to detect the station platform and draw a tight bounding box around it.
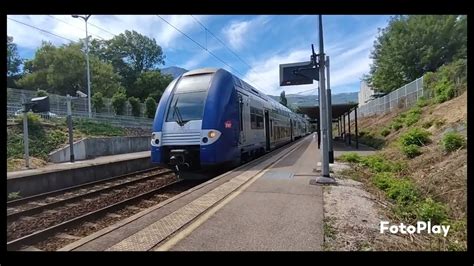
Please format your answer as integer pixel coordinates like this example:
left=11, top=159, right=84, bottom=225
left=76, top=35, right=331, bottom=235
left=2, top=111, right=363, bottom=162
left=7, top=151, right=153, bottom=197
left=61, top=134, right=328, bottom=251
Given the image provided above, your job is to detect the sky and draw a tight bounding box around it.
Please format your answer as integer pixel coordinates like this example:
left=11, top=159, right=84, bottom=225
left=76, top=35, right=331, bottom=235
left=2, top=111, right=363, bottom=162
left=7, top=15, right=392, bottom=96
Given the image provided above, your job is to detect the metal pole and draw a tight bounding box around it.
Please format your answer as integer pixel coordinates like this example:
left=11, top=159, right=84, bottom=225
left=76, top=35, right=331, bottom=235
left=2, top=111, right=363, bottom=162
left=22, top=102, right=30, bottom=168
left=348, top=110, right=351, bottom=146
left=326, top=55, right=333, bottom=163
left=355, top=107, right=359, bottom=149
left=343, top=114, right=346, bottom=140
left=85, top=18, right=92, bottom=118
left=67, top=95, right=75, bottom=162
left=313, top=14, right=334, bottom=184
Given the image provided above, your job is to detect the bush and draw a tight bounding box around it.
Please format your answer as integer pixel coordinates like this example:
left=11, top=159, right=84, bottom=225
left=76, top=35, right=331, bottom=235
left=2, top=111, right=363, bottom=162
left=361, top=155, right=393, bottom=172
left=75, top=119, right=124, bottom=136
left=399, top=128, right=431, bottom=147
left=112, top=92, right=127, bottom=115
left=128, top=97, right=141, bottom=117
left=380, top=127, right=391, bottom=137
left=424, top=59, right=467, bottom=103
left=386, top=179, right=419, bottom=206
left=403, top=107, right=422, bottom=126
left=417, top=198, right=447, bottom=224
left=338, top=152, right=362, bottom=163
left=422, top=120, right=433, bottom=129
left=372, top=172, right=396, bottom=191
left=416, top=97, right=429, bottom=108
left=92, top=92, right=105, bottom=113
left=36, top=89, right=48, bottom=97
left=391, top=121, right=403, bottom=131
left=145, top=97, right=157, bottom=119
left=401, top=144, right=422, bottom=158
left=440, top=132, right=466, bottom=152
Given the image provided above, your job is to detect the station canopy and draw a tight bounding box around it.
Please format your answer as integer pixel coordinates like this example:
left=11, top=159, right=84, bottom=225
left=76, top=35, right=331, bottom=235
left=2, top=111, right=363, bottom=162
left=298, top=103, right=358, bottom=121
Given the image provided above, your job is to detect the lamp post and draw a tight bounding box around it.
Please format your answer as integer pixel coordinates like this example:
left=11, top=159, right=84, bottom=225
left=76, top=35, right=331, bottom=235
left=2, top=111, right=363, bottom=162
left=72, top=14, right=92, bottom=118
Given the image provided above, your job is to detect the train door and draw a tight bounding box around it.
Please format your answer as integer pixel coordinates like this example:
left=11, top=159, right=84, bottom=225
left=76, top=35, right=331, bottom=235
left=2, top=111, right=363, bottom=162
left=237, top=93, right=247, bottom=146
left=290, top=119, right=293, bottom=141
left=264, top=110, right=270, bottom=151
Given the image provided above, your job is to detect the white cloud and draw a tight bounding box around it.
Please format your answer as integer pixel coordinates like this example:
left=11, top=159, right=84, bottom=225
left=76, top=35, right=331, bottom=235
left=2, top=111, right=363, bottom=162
left=7, top=15, right=209, bottom=52
left=222, top=16, right=270, bottom=51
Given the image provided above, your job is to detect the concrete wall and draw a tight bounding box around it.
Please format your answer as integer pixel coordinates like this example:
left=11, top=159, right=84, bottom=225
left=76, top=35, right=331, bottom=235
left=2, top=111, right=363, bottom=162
left=49, top=136, right=150, bottom=163
left=7, top=156, right=154, bottom=197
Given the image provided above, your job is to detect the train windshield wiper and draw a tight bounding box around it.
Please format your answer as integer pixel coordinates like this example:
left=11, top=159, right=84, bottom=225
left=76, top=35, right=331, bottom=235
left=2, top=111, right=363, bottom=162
left=173, top=98, right=184, bottom=126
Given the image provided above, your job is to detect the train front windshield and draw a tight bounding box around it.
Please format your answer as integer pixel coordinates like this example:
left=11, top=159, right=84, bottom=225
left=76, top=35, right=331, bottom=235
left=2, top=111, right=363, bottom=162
left=166, top=74, right=212, bottom=123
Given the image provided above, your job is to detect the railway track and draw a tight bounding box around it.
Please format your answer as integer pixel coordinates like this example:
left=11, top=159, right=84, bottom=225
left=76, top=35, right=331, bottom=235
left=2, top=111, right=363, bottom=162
left=6, top=168, right=199, bottom=251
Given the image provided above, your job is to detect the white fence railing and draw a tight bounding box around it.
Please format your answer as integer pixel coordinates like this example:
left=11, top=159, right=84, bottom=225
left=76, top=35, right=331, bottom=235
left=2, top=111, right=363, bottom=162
left=7, top=88, right=154, bottom=129
left=354, top=76, right=424, bottom=119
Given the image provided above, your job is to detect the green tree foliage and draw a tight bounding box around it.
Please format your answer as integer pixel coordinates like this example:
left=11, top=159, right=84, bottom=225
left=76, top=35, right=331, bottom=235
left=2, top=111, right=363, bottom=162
left=112, top=91, right=127, bottom=115
left=92, top=92, right=105, bottom=113
left=36, top=89, right=48, bottom=97
left=132, top=71, right=173, bottom=101
left=280, top=90, right=287, bottom=107
left=145, top=97, right=157, bottom=119
left=16, top=42, right=123, bottom=97
left=7, top=36, right=23, bottom=87
left=128, top=96, right=141, bottom=117
left=366, top=15, right=467, bottom=93
left=89, top=30, right=165, bottom=92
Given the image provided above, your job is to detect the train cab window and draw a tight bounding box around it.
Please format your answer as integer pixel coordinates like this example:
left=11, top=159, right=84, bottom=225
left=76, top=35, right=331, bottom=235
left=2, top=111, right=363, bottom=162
left=166, top=74, right=212, bottom=122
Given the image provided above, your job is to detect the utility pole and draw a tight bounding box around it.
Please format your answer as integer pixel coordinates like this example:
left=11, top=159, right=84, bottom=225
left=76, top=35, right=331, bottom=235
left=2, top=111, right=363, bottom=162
left=72, top=15, right=92, bottom=118
left=314, top=15, right=336, bottom=184
left=326, top=56, right=334, bottom=163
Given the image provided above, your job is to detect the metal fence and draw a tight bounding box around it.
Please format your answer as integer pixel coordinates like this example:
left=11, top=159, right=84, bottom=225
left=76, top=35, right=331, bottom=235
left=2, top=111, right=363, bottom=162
left=7, top=88, right=154, bottom=129
left=352, top=76, right=424, bottom=119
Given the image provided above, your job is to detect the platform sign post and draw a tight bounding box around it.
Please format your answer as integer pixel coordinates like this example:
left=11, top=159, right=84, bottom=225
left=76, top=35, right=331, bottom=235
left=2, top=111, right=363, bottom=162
left=66, top=94, right=75, bottom=163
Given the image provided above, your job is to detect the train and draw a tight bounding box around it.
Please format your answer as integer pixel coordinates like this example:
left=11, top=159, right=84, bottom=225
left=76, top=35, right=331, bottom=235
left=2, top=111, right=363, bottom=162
left=151, top=68, right=311, bottom=174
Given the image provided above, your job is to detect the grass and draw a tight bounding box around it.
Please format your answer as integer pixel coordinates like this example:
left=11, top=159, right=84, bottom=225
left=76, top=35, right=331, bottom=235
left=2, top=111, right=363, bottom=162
left=440, top=132, right=466, bottom=152
left=401, top=144, right=422, bottom=158
left=8, top=191, right=21, bottom=200
left=380, top=127, right=391, bottom=137
left=74, top=119, right=125, bottom=136
left=338, top=152, right=362, bottom=163
left=399, top=127, right=431, bottom=147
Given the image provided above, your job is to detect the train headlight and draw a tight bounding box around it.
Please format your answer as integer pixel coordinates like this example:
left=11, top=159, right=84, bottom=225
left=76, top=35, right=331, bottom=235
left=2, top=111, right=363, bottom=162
left=208, top=131, right=217, bottom=138
left=151, top=132, right=161, bottom=147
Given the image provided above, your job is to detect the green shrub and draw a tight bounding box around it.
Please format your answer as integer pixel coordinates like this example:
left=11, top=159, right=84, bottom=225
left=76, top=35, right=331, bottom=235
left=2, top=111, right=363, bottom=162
left=359, top=133, right=385, bottom=149
left=404, top=107, right=422, bottom=126
left=128, top=96, right=141, bottom=117
left=75, top=119, right=124, bottom=136
left=440, top=132, right=466, bottom=152
left=416, top=97, right=429, bottom=108
left=372, top=172, right=396, bottom=191
left=92, top=92, right=105, bottom=113
left=391, top=121, right=403, bottom=131
left=417, top=198, right=447, bottom=224
left=36, top=89, right=48, bottom=97
left=425, top=59, right=467, bottom=103
left=386, top=179, right=419, bottom=206
left=361, top=155, right=393, bottom=172
left=145, top=97, right=157, bottom=119
left=399, top=128, right=431, bottom=147
left=380, top=127, right=391, bottom=137
left=112, top=92, right=127, bottom=115
left=338, top=152, right=362, bottom=163
left=401, top=144, right=422, bottom=158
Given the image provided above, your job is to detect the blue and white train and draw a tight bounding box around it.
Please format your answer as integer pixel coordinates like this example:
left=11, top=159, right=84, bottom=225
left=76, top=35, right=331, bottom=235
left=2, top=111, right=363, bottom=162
left=151, top=68, right=311, bottom=172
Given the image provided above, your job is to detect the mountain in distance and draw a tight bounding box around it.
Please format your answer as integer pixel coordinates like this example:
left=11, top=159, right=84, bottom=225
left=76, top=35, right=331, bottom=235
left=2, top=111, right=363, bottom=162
left=161, top=66, right=188, bottom=79
left=267, top=92, right=358, bottom=107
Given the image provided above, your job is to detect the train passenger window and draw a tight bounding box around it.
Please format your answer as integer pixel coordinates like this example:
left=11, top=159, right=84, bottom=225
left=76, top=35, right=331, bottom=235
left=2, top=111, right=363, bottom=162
left=250, top=107, right=264, bottom=129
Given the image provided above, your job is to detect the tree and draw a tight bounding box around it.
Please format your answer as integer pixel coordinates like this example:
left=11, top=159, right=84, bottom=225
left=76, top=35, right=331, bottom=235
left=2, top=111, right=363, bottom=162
left=280, top=90, right=288, bottom=107
left=365, top=15, right=467, bottom=94
left=7, top=36, right=23, bottom=87
left=89, top=30, right=165, bottom=93
left=145, top=96, right=157, bottom=119
left=36, top=89, right=48, bottom=97
left=128, top=96, right=141, bottom=117
left=92, top=92, right=105, bottom=113
left=112, top=91, right=127, bottom=115
left=132, top=71, right=173, bottom=101
left=17, top=42, right=123, bottom=97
